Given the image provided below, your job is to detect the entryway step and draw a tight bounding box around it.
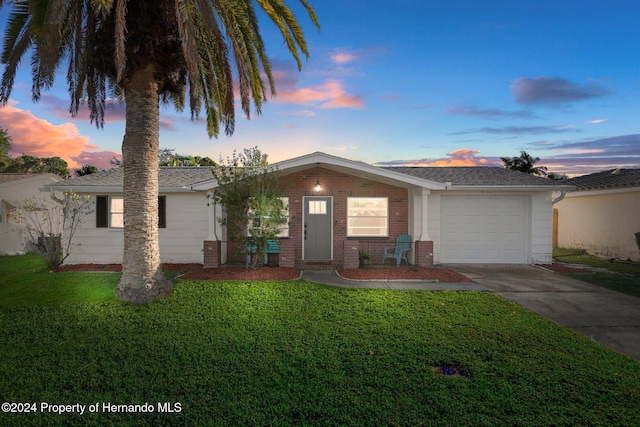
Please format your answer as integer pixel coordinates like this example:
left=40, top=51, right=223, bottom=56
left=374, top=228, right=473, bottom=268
left=295, top=260, right=341, bottom=270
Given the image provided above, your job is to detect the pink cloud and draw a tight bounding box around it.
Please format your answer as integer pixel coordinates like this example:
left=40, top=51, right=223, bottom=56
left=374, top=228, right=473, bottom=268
left=331, top=52, right=357, bottom=64
left=71, top=151, right=121, bottom=171
left=379, top=149, right=492, bottom=167
left=0, top=102, right=119, bottom=170
left=274, top=79, right=363, bottom=109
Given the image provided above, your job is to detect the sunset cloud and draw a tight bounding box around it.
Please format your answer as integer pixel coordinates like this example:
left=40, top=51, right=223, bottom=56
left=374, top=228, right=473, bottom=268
left=528, top=134, right=640, bottom=176
left=510, top=76, right=610, bottom=104
left=274, top=79, right=363, bottom=109
left=376, top=148, right=494, bottom=167
left=0, top=101, right=119, bottom=170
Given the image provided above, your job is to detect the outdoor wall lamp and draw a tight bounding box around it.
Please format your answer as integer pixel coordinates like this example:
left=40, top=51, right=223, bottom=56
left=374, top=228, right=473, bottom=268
left=313, top=163, right=322, bottom=192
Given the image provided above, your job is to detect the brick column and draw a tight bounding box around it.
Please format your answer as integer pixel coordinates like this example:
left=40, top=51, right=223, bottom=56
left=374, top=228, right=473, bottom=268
left=415, top=240, right=434, bottom=267
left=343, top=240, right=360, bottom=269
left=203, top=240, right=220, bottom=268
left=278, top=239, right=295, bottom=268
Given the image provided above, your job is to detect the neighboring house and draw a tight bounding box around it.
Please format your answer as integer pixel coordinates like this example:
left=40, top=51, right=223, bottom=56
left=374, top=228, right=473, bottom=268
left=45, top=152, right=569, bottom=267
left=556, top=168, right=640, bottom=262
left=0, top=173, right=63, bottom=255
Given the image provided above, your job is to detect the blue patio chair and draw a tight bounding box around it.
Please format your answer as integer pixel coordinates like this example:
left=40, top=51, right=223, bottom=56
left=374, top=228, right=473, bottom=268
left=382, top=234, right=412, bottom=267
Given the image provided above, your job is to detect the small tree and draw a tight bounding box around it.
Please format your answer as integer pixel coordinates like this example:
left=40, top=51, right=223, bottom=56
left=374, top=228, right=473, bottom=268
left=20, top=191, right=93, bottom=270
left=74, top=165, right=100, bottom=176
left=211, top=148, right=287, bottom=270
left=501, top=150, right=548, bottom=177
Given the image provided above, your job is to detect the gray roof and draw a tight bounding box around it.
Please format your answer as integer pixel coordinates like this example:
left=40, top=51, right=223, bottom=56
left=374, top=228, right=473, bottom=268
left=50, top=167, right=215, bottom=190
left=566, top=168, right=640, bottom=191
left=47, top=164, right=564, bottom=191
left=386, top=166, right=559, bottom=186
left=0, top=173, right=38, bottom=184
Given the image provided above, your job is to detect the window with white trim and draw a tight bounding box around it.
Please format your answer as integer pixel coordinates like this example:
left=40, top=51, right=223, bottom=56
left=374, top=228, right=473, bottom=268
left=347, top=197, right=388, bottom=237
left=247, top=197, right=289, bottom=238
left=96, top=195, right=166, bottom=229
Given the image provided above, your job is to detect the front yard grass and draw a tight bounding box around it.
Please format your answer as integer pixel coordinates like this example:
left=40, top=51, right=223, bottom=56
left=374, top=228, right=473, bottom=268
left=1, top=255, right=639, bottom=426
left=553, top=248, right=640, bottom=298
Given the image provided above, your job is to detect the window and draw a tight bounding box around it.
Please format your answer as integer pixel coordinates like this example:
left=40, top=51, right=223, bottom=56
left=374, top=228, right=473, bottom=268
left=109, top=197, right=124, bottom=228
left=308, top=200, right=327, bottom=215
left=347, top=197, right=388, bottom=237
left=96, top=196, right=166, bottom=229
left=247, top=197, right=289, bottom=238
left=277, top=197, right=289, bottom=237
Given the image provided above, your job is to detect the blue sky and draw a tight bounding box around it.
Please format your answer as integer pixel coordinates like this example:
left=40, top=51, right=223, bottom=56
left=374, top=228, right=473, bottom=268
left=1, top=0, right=639, bottom=176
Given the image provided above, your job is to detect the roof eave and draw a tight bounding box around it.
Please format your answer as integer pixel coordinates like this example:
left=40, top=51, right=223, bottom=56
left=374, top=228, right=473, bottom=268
left=447, top=184, right=576, bottom=192
left=44, top=184, right=198, bottom=193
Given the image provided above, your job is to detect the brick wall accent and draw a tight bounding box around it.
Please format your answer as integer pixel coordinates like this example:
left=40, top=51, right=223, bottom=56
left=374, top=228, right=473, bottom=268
left=415, top=240, right=434, bottom=267
left=283, top=167, right=409, bottom=266
left=220, top=167, right=411, bottom=267
left=203, top=240, right=220, bottom=268
left=343, top=240, right=360, bottom=269
left=278, top=239, right=295, bottom=268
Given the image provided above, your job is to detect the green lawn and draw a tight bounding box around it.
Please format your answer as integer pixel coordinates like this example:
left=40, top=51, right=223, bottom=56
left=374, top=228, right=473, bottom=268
left=553, top=248, right=640, bottom=298
left=1, top=255, right=639, bottom=426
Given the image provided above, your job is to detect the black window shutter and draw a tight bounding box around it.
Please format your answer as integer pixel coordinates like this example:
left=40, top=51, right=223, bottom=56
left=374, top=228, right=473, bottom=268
left=158, top=196, right=166, bottom=228
left=96, top=196, right=108, bottom=228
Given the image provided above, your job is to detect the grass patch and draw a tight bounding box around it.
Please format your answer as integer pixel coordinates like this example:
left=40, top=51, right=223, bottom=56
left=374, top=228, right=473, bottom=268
left=553, top=248, right=640, bottom=298
left=0, top=254, right=118, bottom=305
left=1, top=255, right=639, bottom=425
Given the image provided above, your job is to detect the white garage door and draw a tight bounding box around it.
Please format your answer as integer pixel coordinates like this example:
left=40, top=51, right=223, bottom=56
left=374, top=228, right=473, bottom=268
left=441, top=196, right=528, bottom=263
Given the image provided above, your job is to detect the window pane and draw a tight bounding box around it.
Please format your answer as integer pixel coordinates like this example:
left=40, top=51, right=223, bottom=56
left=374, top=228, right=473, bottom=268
left=347, top=197, right=388, bottom=237
left=348, top=217, right=388, bottom=236
left=309, top=200, right=326, bottom=215
left=277, top=198, right=289, bottom=237
left=110, top=197, right=124, bottom=228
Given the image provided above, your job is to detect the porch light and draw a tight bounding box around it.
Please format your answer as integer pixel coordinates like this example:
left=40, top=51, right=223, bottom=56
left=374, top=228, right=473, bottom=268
left=313, top=163, right=322, bottom=191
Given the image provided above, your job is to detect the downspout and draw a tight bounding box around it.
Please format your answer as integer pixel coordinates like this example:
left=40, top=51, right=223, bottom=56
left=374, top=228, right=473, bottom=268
left=551, top=190, right=566, bottom=204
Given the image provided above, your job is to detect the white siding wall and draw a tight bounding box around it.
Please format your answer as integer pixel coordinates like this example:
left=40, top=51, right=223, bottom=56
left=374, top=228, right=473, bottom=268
left=556, top=189, right=640, bottom=261
left=65, top=192, right=208, bottom=264
left=427, top=193, right=442, bottom=263
left=0, top=176, right=61, bottom=255
left=530, top=193, right=553, bottom=264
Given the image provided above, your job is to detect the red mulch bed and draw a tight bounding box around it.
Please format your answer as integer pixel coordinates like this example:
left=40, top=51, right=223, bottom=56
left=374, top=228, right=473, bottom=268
left=180, top=267, right=301, bottom=281
left=56, top=263, right=203, bottom=273
left=338, top=267, right=471, bottom=282
left=536, top=264, right=590, bottom=274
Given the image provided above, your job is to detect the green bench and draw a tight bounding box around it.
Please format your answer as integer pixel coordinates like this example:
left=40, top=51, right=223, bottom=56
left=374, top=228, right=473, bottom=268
left=245, top=239, right=280, bottom=266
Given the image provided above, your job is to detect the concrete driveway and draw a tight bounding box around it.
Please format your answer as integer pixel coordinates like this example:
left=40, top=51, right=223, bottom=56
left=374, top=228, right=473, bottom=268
left=448, top=264, right=640, bottom=361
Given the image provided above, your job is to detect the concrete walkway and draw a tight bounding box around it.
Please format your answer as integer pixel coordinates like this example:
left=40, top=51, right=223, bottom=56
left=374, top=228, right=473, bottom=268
left=303, top=266, right=640, bottom=361
left=447, top=264, right=640, bottom=361
left=302, top=270, right=486, bottom=291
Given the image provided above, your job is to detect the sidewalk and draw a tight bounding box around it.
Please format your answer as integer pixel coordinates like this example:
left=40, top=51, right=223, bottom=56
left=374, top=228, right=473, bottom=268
left=302, top=270, right=487, bottom=291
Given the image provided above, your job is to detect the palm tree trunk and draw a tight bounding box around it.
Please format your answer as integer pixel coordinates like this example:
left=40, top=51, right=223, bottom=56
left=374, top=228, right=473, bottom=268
left=115, top=64, right=172, bottom=303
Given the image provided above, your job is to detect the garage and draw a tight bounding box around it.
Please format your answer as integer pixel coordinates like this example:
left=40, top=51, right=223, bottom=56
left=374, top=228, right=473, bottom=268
left=440, top=195, right=529, bottom=263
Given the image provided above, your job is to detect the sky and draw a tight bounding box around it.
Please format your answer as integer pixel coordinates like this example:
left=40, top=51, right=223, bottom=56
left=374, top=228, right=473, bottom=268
left=1, top=0, right=639, bottom=176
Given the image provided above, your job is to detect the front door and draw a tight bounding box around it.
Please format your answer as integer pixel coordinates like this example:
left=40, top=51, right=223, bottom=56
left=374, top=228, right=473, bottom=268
left=304, top=197, right=332, bottom=260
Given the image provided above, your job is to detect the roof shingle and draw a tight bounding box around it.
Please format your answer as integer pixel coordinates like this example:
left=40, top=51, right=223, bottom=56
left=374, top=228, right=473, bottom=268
left=51, top=167, right=215, bottom=189
left=566, top=168, right=640, bottom=191
left=386, top=166, right=558, bottom=186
